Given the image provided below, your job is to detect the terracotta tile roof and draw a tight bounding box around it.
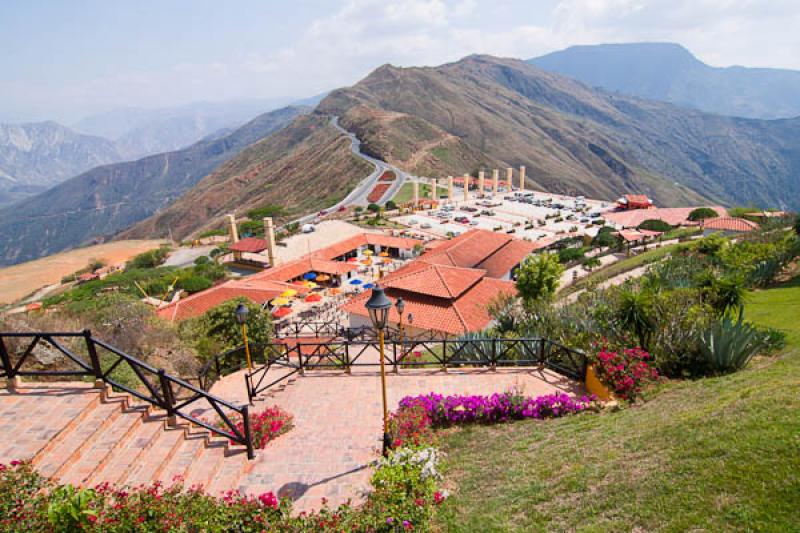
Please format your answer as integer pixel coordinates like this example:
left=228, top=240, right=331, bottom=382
left=624, top=194, right=651, bottom=205
left=156, top=283, right=283, bottom=322
left=229, top=237, right=268, bottom=253
left=381, top=262, right=486, bottom=298
left=312, top=233, right=422, bottom=260
left=422, top=230, right=513, bottom=270
left=475, top=238, right=538, bottom=278
left=605, top=206, right=727, bottom=228
left=701, top=217, right=759, bottom=232
left=342, top=278, right=516, bottom=335
left=618, top=229, right=661, bottom=242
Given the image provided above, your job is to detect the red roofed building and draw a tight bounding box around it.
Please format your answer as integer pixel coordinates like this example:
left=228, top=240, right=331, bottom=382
left=605, top=206, right=727, bottom=228
left=342, top=230, right=540, bottom=336
left=617, top=194, right=653, bottom=210
left=701, top=217, right=759, bottom=234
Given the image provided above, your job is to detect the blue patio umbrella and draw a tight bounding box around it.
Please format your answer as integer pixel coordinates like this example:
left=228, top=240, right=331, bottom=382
left=363, top=283, right=374, bottom=289
left=349, top=279, right=363, bottom=285
left=303, top=272, right=317, bottom=280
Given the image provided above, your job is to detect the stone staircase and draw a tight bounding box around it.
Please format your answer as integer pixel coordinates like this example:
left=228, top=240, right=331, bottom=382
left=1, top=382, right=255, bottom=494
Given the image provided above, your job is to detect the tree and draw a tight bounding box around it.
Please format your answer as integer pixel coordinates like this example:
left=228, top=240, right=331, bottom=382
left=127, top=246, right=171, bottom=269
left=638, top=219, right=674, bottom=232
left=708, top=275, right=746, bottom=318
left=795, top=215, right=800, bottom=237
left=615, top=288, right=654, bottom=349
left=238, top=220, right=264, bottom=237
left=592, top=226, right=620, bottom=248
left=246, top=204, right=287, bottom=220
left=183, top=298, right=273, bottom=359
left=688, top=207, right=720, bottom=221
left=367, top=203, right=381, bottom=213
left=385, top=200, right=397, bottom=210
left=515, top=253, right=564, bottom=304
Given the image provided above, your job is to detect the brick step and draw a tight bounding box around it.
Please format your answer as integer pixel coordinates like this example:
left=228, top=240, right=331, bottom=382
left=84, top=410, right=168, bottom=487
left=122, top=422, right=188, bottom=487
left=182, top=440, right=228, bottom=492
left=207, top=447, right=250, bottom=496
left=155, top=433, right=208, bottom=487
left=58, top=400, right=150, bottom=486
left=35, top=396, right=126, bottom=478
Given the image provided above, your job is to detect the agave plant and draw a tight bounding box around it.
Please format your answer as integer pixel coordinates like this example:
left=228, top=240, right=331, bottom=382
left=699, top=316, right=765, bottom=374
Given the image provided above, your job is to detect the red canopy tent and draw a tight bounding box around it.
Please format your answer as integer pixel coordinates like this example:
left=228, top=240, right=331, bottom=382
left=305, top=294, right=322, bottom=302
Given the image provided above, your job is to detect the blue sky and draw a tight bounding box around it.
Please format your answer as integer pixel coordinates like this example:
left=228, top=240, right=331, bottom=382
left=2, top=0, right=799, bottom=123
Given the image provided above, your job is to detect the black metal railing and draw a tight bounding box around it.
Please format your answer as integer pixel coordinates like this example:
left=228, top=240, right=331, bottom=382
left=244, top=336, right=587, bottom=400
left=0, top=330, right=255, bottom=459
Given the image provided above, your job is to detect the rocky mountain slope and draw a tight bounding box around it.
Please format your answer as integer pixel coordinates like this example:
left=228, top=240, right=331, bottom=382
left=0, top=122, right=122, bottom=207
left=0, top=106, right=307, bottom=266
left=530, top=43, right=800, bottom=120
left=122, top=113, right=373, bottom=240
left=317, top=55, right=800, bottom=209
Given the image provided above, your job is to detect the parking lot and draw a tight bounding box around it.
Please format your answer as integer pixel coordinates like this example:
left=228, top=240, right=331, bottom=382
left=391, top=189, right=616, bottom=243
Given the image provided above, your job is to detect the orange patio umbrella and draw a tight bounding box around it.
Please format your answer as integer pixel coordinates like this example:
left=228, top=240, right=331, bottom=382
left=305, top=293, right=322, bottom=302
left=272, top=307, right=293, bottom=318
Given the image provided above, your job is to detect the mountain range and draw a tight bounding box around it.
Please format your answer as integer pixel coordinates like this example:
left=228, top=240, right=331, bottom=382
left=2, top=47, right=800, bottom=267
left=0, top=122, right=123, bottom=207
left=530, top=43, right=800, bottom=120
left=0, top=106, right=308, bottom=266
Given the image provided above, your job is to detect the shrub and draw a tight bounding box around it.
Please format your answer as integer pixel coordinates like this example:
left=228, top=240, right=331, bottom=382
left=177, top=275, right=213, bottom=294
left=367, top=203, right=381, bottom=213
left=592, top=226, right=620, bottom=248
left=238, top=220, right=264, bottom=237
left=180, top=298, right=273, bottom=359
left=558, top=247, right=586, bottom=264
left=699, top=316, right=765, bottom=374
left=217, top=405, right=293, bottom=449
left=516, top=252, right=564, bottom=304
left=385, top=200, right=398, bottom=210
left=594, top=345, right=659, bottom=400
left=246, top=205, right=287, bottom=220
left=198, top=228, right=227, bottom=238
left=126, top=246, right=170, bottom=269
left=638, top=219, right=673, bottom=232
left=688, top=207, right=720, bottom=221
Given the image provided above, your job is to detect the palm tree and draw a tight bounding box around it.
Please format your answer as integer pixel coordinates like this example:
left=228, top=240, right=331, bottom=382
left=615, top=288, right=654, bottom=349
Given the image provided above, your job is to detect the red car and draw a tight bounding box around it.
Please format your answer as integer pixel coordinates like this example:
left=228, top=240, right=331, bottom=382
left=338, top=206, right=347, bottom=212
left=318, top=210, right=328, bottom=216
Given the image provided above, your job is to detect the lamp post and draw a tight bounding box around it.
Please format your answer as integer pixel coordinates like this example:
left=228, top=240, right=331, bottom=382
left=365, top=284, right=393, bottom=456
left=235, top=303, right=253, bottom=370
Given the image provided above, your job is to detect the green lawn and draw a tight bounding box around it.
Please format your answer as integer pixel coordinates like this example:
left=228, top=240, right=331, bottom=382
left=747, top=275, right=800, bottom=346
left=435, top=277, right=800, bottom=532
left=392, top=182, right=447, bottom=204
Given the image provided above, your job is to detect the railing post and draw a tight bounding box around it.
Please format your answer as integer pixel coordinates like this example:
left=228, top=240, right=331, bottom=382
left=491, top=338, right=497, bottom=371
left=297, top=344, right=305, bottom=375
left=158, top=369, right=177, bottom=425
left=442, top=340, right=448, bottom=373
left=0, top=335, right=19, bottom=389
left=539, top=339, right=546, bottom=370
left=344, top=342, right=351, bottom=374
left=392, top=341, right=398, bottom=373
left=245, top=371, right=253, bottom=404
left=242, top=405, right=255, bottom=459
left=83, top=329, right=104, bottom=388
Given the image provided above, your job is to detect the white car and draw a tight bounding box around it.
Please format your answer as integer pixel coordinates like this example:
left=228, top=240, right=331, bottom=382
left=408, top=218, right=418, bottom=225
left=421, top=222, right=432, bottom=229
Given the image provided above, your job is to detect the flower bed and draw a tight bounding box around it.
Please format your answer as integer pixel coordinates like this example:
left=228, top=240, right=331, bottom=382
left=390, top=392, right=594, bottom=448
left=215, top=405, right=293, bottom=449
left=594, top=345, right=659, bottom=400
left=367, top=183, right=392, bottom=203
left=378, top=170, right=396, bottom=182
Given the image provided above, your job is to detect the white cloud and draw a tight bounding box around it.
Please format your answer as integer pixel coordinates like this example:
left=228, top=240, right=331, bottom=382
left=6, top=0, right=800, bottom=121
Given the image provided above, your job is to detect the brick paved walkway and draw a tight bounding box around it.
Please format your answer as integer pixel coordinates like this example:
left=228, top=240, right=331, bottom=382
left=211, top=353, right=583, bottom=512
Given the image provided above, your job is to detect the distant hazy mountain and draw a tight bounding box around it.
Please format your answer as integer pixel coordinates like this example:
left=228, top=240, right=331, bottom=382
left=73, top=98, right=301, bottom=159
left=0, top=106, right=308, bottom=266
left=529, top=43, right=800, bottom=119
left=0, top=122, right=122, bottom=207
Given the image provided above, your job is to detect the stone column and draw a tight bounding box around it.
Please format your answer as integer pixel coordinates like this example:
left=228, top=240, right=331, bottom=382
left=492, top=169, right=499, bottom=196
left=263, top=217, right=276, bottom=266
left=430, top=178, right=437, bottom=202
left=519, top=165, right=526, bottom=191
left=412, top=180, right=419, bottom=207
left=478, top=171, right=485, bottom=197
left=463, top=174, right=469, bottom=201
left=227, top=213, right=239, bottom=243
left=506, top=168, right=513, bottom=191
left=447, top=176, right=454, bottom=203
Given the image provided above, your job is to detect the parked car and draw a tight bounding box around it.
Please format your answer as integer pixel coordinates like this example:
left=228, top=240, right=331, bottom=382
left=318, top=210, right=328, bottom=216
left=421, top=222, right=432, bottom=229
left=469, top=220, right=480, bottom=226
left=338, top=205, right=348, bottom=212
left=408, top=218, right=418, bottom=225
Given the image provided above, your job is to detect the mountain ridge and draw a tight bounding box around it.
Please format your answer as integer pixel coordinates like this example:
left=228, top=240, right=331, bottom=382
left=529, top=42, right=800, bottom=119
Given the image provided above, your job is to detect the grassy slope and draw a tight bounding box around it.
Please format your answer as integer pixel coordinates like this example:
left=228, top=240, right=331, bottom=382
left=435, top=278, right=800, bottom=532
left=392, top=182, right=448, bottom=204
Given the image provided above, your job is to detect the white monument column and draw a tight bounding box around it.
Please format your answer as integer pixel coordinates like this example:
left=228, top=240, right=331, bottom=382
left=430, top=178, right=437, bottom=202
left=519, top=165, right=526, bottom=191
left=506, top=168, right=513, bottom=191
left=463, top=174, right=469, bottom=201
left=492, top=169, right=499, bottom=196
left=478, top=171, right=485, bottom=197
left=448, top=176, right=454, bottom=203
left=412, top=180, right=419, bottom=207
left=227, top=214, right=239, bottom=243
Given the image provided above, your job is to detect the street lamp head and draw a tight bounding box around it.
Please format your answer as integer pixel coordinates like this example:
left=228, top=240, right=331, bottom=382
left=395, top=296, right=405, bottom=316
left=365, top=284, right=392, bottom=330
left=407, top=313, right=413, bottom=325
left=234, top=302, right=249, bottom=325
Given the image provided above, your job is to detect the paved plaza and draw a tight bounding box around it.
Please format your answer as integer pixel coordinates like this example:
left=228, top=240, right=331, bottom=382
left=211, top=354, right=583, bottom=512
